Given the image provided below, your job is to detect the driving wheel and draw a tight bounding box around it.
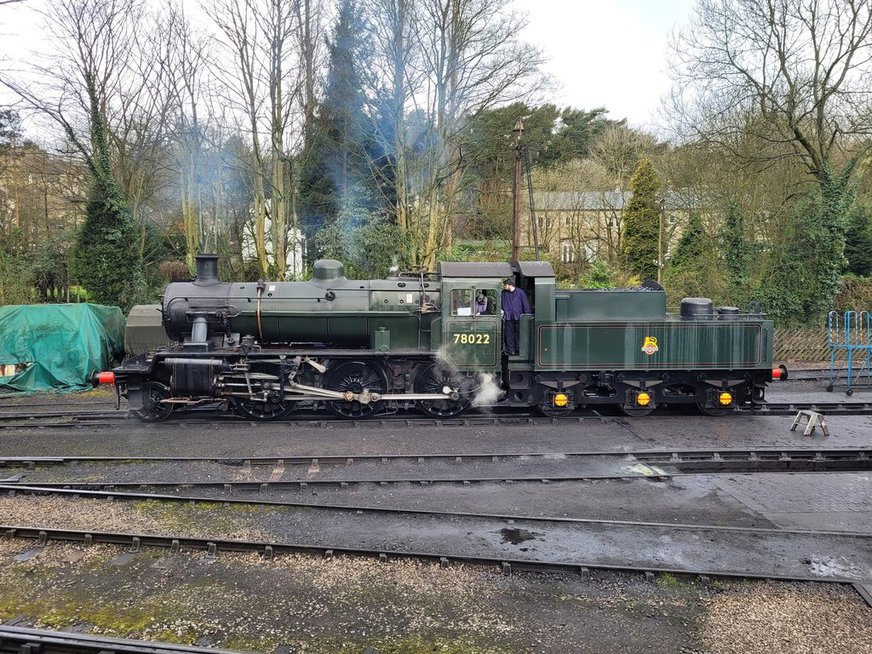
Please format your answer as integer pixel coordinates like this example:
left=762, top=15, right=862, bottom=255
left=414, top=362, right=477, bottom=418
left=324, top=360, right=387, bottom=418
left=231, top=396, right=294, bottom=420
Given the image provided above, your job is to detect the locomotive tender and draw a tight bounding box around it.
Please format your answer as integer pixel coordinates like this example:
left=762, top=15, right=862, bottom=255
left=102, top=254, right=785, bottom=420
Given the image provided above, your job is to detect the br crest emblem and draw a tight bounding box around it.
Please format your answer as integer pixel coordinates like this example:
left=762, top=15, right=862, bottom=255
left=641, top=336, right=659, bottom=356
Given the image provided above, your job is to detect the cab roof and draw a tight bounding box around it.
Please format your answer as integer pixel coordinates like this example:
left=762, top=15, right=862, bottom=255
left=438, top=262, right=513, bottom=278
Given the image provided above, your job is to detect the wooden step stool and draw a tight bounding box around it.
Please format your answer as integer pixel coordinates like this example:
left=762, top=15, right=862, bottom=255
left=790, top=410, right=829, bottom=437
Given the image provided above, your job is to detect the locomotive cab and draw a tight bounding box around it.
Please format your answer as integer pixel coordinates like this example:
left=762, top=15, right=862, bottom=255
left=437, top=262, right=510, bottom=373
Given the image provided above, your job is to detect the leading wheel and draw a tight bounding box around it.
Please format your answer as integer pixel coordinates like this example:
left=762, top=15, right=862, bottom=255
left=414, top=362, right=477, bottom=418
left=231, top=396, right=294, bottom=421
left=324, top=360, right=387, bottom=418
left=132, top=382, right=174, bottom=422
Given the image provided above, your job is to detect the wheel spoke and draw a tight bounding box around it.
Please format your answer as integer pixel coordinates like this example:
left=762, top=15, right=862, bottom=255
left=133, top=382, right=173, bottom=422
left=232, top=397, right=293, bottom=421
left=325, top=361, right=386, bottom=419
left=415, top=363, right=473, bottom=418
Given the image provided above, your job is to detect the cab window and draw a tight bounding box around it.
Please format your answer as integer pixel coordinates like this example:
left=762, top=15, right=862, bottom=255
left=450, top=289, right=473, bottom=316
left=475, top=290, right=496, bottom=315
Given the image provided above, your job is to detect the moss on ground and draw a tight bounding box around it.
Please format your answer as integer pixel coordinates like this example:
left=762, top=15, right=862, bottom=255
left=0, top=596, right=156, bottom=635
left=129, top=498, right=277, bottom=534
left=331, top=634, right=512, bottom=654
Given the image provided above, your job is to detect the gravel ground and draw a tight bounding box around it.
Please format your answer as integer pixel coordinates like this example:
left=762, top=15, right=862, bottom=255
left=1, top=386, right=871, bottom=653
left=701, top=582, right=872, bottom=654
left=0, top=539, right=704, bottom=653
left=1, top=538, right=870, bottom=654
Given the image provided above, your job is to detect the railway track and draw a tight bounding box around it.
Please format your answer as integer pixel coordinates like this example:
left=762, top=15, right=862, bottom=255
left=1, top=447, right=869, bottom=475
left=2, top=399, right=872, bottom=429
left=2, top=484, right=871, bottom=585
left=2, top=445, right=866, bottom=509
left=0, top=626, right=249, bottom=654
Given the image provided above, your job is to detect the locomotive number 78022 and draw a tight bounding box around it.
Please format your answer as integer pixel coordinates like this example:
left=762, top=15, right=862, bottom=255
left=453, top=333, right=490, bottom=344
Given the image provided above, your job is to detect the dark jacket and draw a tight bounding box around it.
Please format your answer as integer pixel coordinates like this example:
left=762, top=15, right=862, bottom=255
left=501, top=287, right=531, bottom=320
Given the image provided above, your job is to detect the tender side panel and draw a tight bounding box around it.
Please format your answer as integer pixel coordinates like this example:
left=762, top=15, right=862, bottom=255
left=536, top=322, right=770, bottom=370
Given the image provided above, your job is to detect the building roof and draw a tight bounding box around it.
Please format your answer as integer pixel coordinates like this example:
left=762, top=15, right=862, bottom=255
left=533, top=190, right=702, bottom=212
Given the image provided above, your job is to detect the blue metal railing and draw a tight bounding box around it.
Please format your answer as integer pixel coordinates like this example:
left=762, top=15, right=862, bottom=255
left=827, top=310, right=872, bottom=395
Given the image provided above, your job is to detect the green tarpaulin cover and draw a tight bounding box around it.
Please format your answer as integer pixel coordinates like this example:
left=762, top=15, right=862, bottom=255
left=0, top=303, right=125, bottom=394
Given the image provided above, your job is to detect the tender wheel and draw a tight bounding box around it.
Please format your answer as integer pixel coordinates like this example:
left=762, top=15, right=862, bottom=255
left=132, top=381, right=174, bottom=422
left=414, top=362, right=477, bottom=418
left=324, top=360, right=387, bottom=418
left=697, top=403, right=733, bottom=417
left=231, top=397, right=293, bottom=421
left=618, top=404, right=653, bottom=417
left=537, top=403, right=575, bottom=417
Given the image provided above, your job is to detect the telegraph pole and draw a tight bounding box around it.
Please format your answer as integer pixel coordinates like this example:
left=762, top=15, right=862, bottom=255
left=512, top=118, right=524, bottom=262
left=657, top=196, right=666, bottom=285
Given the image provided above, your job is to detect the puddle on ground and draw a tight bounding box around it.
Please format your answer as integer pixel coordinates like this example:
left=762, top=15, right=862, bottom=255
left=500, top=527, right=538, bottom=544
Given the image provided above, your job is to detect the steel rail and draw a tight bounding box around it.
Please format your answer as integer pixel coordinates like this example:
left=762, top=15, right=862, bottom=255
left=1, top=523, right=869, bottom=588
left=4, top=484, right=871, bottom=538
left=2, top=403, right=872, bottom=429
left=0, top=626, right=251, bottom=654
left=9, top=466, right=870, bottom=492
left=1, top=447, right=869, bottom=469
left=2, top=401, right=872, bottom=429
left=741, top=402, right=872, bottom=414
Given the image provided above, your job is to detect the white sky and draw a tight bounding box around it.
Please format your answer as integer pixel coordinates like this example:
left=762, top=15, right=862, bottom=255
left=511, top=0, right=697, bottom=130
left=0, top=0, right=698, bottom=134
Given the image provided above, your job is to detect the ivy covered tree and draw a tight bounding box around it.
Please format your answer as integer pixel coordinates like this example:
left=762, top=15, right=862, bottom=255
left=720, top=202, right=751, bottom=297
left=665, top=212, right=725, bottom=301
left=71, top=115, right=145, bottom=311
left=670, top=0, right=872, bottom=322
left=620, top=159, right=661, bottom=281
left=762, top=172, right=857, bottom=325
left=845, top=204, right=872, bottom=277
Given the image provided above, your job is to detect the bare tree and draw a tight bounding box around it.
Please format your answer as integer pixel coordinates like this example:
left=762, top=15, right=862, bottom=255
left=669, top=0, right=872, bottom=320
left=363, top=0, right=420, bottom=242
left=210, top=0, right=304, bottom=279
left=413, top=0, right=545, bottom=268
left=0, top=0, right=147, bottom=307
left=589, top=123, right=659, bottom=192
left=294, top=0, right=324, bottom=144
left=669, top=0, right=872, bottom=182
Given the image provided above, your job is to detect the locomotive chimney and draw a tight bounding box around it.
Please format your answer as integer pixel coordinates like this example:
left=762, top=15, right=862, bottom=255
left=194, top=254, right=220, bottom=286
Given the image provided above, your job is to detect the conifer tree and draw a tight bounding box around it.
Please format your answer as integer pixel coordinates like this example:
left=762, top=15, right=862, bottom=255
left=620, top=159, right=661, bottom=280
left=299, top=0, right=377, bottom=257
left=720, top=202, right=751, bottom=290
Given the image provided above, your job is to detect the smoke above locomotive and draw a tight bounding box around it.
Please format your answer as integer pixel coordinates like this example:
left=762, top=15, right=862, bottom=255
left=101, top=254, right=785, bottom=421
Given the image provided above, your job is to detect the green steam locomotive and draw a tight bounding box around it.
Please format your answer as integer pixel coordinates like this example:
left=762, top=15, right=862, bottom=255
left=101, top=254, right=785, bottom=420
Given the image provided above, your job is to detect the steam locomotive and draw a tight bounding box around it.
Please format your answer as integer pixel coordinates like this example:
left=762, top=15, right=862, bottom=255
left=98, top=254, right=786, bottom=421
